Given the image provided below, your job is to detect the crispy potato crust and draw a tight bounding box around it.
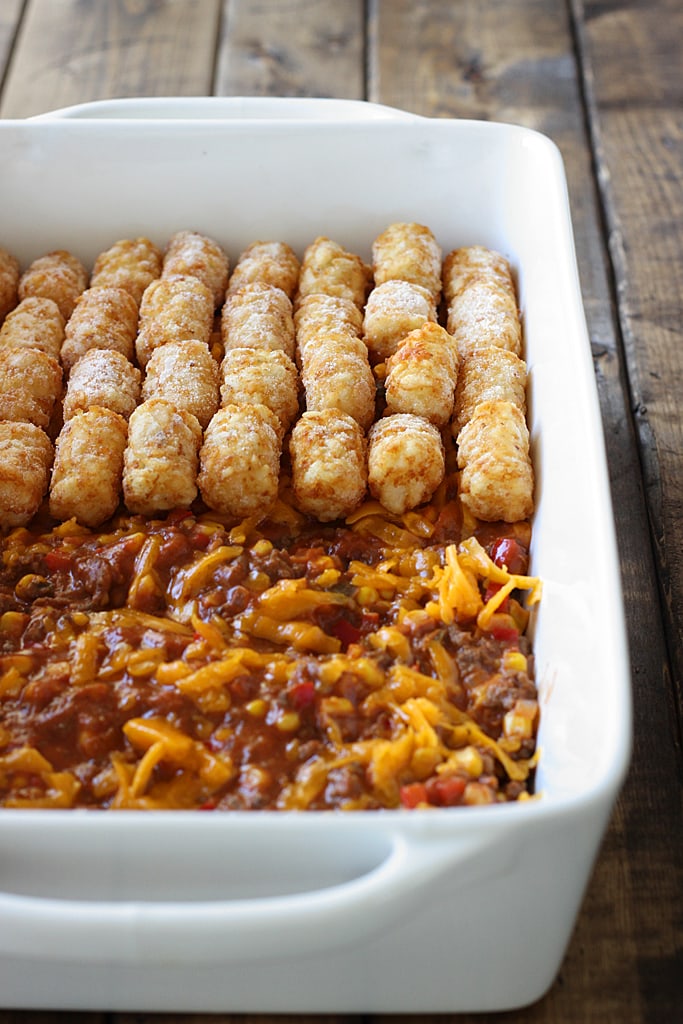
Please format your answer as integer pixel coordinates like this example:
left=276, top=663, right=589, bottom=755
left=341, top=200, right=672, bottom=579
left=453, top=346, right=527, bottom=435
left=456, top=399, right=534, bottom=522
left=228, top=240, right=300, bottom=300
left=289, top=409, right=367, bottom=522
left=49, top=407, right=128, bottom=527
left=142, top=338, right=219, bottom=429
left=0, top=345, right=62, bottom=429
left=0, top=421, right=53, bottom=528
left=123, top=398, right=202, bottom=515
left=18, top=249, right=88, bottom=322
left=63, top=348, right=141, bottom=422
left=0, top=297, right=64, bottom=360
left=384, top=321, right=459, bottom=427
left=220, top=347, right=300, bottom=438
left=90, top=237, right=162, bottom=307
left=198, top=403, right=282, bottom=518
left=136, top=275, right=214, bottom=368
left=367, top=413, right=445, bottom=515
left=221, top=282, right=295, bottom=361
left=61, top=286, right=139, bottom=374
left=0, top=247, right=20, bottom=323
left=297, top=236, right=372, bottom=311
left=363, top=280, right=437, bottom=364
left=163, top=230, right=229, bottom=308
left=372, top=222, right=442, bottom=301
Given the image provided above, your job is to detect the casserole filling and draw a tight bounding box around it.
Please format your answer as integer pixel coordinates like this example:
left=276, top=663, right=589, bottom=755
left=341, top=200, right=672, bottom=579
left=0, top=227, right=540, bottom=810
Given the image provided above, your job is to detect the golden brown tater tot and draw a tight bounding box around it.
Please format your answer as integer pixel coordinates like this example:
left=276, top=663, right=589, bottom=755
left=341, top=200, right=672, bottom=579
left=198, top=403, right=282, bottom=518
left=456, top=399, right=534, bottom=523
left=49, top=408, right=128, bottom=528
left=363, top=280, right=437, bottom=364
left=384, top=321, right=459, bottom=427
left=63, top=349, right=141, bottom=422
left=142, top=338, right=219, bottom=430
left=90, top=236, right=162, bottom=307
left=135, top=275, right=214, bottom=368
left=61, top=286, right=139, bottom=374
left=220, top=347, right=300, bottom=438
left=297, top=236, right=372, bottom=311
left=452, top=346, right=527, bottom=435
left=123, top=399, right=202, bottom=515
left=0, top=297, right=64, bottom=360
left=221, top=283, right=295, bottom=360
left=228, top=240, right=300, bottom=299
left=372, top=222, right=442, bottom=301
left=18, top=249, right=88, bottom=322
left=0, top=421, right=53, bottom=529
left=442, top=245, right=514, bottom=306
left=294, top=293, right=363, bottom=368
left=289, top=409, right=367, bottom=522
left=0, top=247, right=20, bottom=323
left=367, top=413, right=445, bottom=515
left=300, top=335, right=376, bottom=431
left=0, top=345, right=62, bottom=429
left=162, top=230, right=229, bottom=308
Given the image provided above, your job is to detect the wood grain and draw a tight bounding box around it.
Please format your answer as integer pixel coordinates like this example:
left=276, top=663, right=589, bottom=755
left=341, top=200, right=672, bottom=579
left=0, top=0, right=221, bottom=118
left=0, top=0, right=24, bottom=88
left=214, top=0, right=365, bottom=99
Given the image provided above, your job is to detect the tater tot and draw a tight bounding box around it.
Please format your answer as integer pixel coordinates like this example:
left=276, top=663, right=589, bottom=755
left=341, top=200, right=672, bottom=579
left=220, top=348, right=300, bottom=438
left=62, top=349, right=141, bottom=422
left=198, top=404, right=281, bottom=518
left=297, top=237, right=372, bottom=310
left=49, top=408, right=128, bottom=528
left=363, top=280, right=437, bottom=364
left=135, top=275, right=214, bottom=368
left=294, top=293, right=363, bottom=368
left=61, top=286, right=139, bottom=374
left=0, top=345, right=62, bottom=429
left=301, top=335, right=376, bottom=431
left=141, top=338, right=219, bottom=430
left=90, top=236, right=162, bottom=307
left=0, top=421, right=53, bottom=528
left=372, top=222, right=442, bottom=301
left=228, top=241, right=300, bottom=299
left=289, top=409, right=367, bottom=522
left=0, top=297, right=64, bottom=360
left=123, top=399, right=202, bottom=515
left=18, top=249, right=88, bottom=322
left=453, top=346, right=527, bottom=434
left=221, top=283, right=295, bottom=360
left=446, top=279, right=522, bottom=357
left=0, top=247, right=20, bottom=323
left=384, top=321, right=459, bottom=427
left=456, top=400, right=534, bottom=522
left=162, top=230, right=229, bottom=308
left=442, top=245, right=514, bottom=306
left=367, top=413, right=445, bottom=515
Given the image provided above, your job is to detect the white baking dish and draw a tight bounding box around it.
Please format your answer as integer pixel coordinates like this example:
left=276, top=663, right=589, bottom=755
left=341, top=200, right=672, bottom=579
left=0, top=97, right=631, bottom=1013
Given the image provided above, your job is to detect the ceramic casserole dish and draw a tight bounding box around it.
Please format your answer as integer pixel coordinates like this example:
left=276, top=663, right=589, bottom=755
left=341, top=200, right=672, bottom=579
left=0, top=97, right=631, bottom=1013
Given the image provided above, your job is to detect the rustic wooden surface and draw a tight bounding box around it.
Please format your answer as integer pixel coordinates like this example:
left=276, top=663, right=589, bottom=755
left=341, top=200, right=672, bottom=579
left=0, top=0, right=681, bottom=1021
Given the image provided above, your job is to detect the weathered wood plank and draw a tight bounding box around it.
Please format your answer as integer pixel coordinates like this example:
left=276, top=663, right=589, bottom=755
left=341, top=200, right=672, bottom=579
left=573, top=0, right=683, bottom=716
left=369, top=1, right=681, bottom=1021
left=0, top=0, right=24, bottom=87
left=0, top=0, right=221, bottom=119
left=214, top=0, right=365, bottom=98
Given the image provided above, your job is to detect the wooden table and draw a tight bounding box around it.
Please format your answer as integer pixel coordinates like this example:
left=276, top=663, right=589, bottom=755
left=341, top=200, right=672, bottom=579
left=0, top=1, right=681, bottom=1021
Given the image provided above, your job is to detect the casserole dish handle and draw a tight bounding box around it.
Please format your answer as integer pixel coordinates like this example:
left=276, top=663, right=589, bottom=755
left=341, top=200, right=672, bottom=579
left=0, top=828, right=508, bottom=965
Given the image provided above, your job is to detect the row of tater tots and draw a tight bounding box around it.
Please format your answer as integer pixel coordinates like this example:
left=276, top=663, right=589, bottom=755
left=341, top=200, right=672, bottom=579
left=0, top=223, right=534, bottom=531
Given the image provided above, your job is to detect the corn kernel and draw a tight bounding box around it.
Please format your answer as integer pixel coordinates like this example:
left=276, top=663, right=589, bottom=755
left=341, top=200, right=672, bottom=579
left=246, top=699, right=267, bottom=718
left=275, top=711, right=301, bottom=732
left=503, top=650, right=528, bottom=674
left=252, top=539, right=273, bottom=556
left=357, top=586, right=379, bottom=608
left=248, top=570, right=271, bottom=592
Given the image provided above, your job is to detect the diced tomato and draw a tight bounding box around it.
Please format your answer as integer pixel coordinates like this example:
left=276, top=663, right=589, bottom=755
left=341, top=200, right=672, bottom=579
left=490, top=618, right=520, bottom=643
left=287, top=680, right=316, bottom=710
left=44, top=549, right=73, bottom=572
left=489, top=537, right=527, bottom=575
left=329, top=617, right=361, bottom=648
left=198, top=800, right=217, bottom=811
left=399, top=782, right=428, bottom=809
left=425, top=775, right=467, bottom=806
left=187, top=526, right=213, bottom=550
